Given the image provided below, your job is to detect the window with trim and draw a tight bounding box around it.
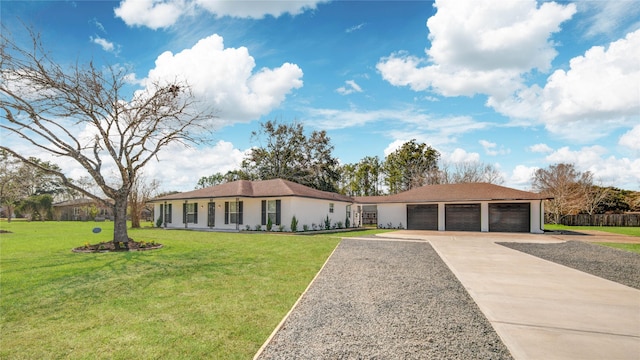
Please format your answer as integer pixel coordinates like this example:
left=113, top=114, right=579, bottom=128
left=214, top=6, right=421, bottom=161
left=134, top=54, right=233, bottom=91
left=261, top=200, right=281, bottom=225
left=225, top=201, right=243, bottom=224
left=163, top=204, right=172, bottom=224
left=183, top=203, right=198, bottom=224
left=329, top=203, right=334, bottom=213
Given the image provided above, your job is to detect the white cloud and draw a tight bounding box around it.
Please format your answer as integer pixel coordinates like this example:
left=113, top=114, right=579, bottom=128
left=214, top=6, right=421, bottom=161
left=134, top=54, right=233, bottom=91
left=377, top=0, right=576, bottom=99
left=114, top=0, right=186, bottom=29
left=90, top=36, right=116, bottom=52
left=336, top=80, right=363, bottom=95
left=619, top=125, right=640, bottom=150
left=492, top=29, right=640, bottom=142
left=479, top=139, right=509, bottom=156
left=115, top=0, right=328, bottom=29
left=443, top=148, right=480, bottom=163
left=529, top=143, right=553, bottom=153
left=508, top=165, right=538, bottom=188
left=143, top=34, right=303, bottom=124
left=146, top=140, right=248, bottom=191
left=545, top=145, right=640, bottom=189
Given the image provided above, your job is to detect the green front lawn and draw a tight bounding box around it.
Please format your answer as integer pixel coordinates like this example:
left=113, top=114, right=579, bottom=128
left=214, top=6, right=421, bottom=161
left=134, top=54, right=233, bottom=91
left=544, top=224, right=640, bottom=254
left=544, top=223, right=640, bottom=237
left=0, top=221, right=383, bottom=359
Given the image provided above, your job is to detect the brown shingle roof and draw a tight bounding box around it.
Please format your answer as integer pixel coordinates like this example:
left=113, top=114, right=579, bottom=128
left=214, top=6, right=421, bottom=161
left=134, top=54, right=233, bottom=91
left=355, top=183, right=547, bottom=204
left=151, top=179, right=353, bottom=203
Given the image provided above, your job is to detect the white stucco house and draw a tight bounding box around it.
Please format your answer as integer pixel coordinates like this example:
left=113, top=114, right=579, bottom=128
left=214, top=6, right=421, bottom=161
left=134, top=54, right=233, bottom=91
left=149, top=179, right=548, bottom=233
left=149, top=179, right=354, bottom=231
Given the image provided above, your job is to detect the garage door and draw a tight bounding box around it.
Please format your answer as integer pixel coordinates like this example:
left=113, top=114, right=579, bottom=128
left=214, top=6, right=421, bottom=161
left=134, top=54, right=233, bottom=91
left=489, top=203, right=530, bottom=233
left=445, top=204, right=481, bottom=231
left=407, top=204, right=438, bottom=230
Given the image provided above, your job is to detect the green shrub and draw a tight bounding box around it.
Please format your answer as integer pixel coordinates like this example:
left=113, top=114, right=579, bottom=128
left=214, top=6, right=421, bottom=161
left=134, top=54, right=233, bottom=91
left=290, top=215, right=298, bottom=232
left=266, top=217, right=273, bottom=231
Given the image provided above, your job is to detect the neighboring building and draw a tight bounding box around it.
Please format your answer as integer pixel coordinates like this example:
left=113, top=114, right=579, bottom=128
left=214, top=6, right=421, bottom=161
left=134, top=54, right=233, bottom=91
left=356, top=183, right=548, bottom=233
left=149, top=179, right=548, bottom=233
left=149, top=179, right=354, bottom=231
left=52, top=198, right=113, bottom=221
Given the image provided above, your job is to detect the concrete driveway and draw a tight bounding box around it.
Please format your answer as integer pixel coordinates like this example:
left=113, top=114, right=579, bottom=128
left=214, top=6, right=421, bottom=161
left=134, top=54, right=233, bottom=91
left=377, top=231, right=640, bottom=360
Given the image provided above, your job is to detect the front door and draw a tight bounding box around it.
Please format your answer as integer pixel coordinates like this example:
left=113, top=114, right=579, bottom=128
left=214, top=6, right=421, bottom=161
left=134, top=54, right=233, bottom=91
left=208, top=202, right=215, bottom=227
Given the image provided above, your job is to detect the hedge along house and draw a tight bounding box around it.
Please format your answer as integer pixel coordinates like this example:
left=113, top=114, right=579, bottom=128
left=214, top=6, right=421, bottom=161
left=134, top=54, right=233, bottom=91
left=355, top=183, right=549, bottom=233
left=149, top=179, right=355, bottom=231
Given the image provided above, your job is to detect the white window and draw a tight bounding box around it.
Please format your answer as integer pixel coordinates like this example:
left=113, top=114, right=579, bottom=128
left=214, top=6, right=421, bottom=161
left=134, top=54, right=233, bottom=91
left=329, top=203, right=334, bottom=213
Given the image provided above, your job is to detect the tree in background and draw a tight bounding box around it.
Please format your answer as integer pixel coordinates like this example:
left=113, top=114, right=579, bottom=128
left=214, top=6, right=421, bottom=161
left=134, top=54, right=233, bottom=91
left=1, top=28, right=215, bottom=245
left=243, top=120, right=340, bottom=192
left=129, top=174, right=159, bottom=228
left=0, top=151, right=21, bottom=221
left=15, top=194, right=53, bottom=221
left=532, top=163, right=593, bottom=223
left=438, top=161, right=504, bottom=184
left=339, top=156, right=383, bottom=196
left=383, top=140, right=440, bottom=194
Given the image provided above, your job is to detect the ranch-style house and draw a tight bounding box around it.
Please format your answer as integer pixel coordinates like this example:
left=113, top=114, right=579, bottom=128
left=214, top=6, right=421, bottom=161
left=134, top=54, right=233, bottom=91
left=149, top=178, right=548, bottom=233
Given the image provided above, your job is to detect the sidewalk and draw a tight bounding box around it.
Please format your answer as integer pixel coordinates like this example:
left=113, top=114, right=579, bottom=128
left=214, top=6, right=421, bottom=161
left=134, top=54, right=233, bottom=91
left=393, top=233, right=640, bottom=360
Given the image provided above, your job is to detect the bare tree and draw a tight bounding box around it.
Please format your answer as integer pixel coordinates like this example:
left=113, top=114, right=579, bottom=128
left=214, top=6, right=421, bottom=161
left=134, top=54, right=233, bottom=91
left=129, top=174, right=159, bottom=228
left=532, top=163, right=591, bottom=223
left=1, top=28, right=215, bottom=245
left=438, top=161, right=504, bottom=184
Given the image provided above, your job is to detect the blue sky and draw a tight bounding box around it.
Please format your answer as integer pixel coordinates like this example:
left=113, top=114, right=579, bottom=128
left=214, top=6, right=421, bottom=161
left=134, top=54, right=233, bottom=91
left=2, top=0, right=639, bottom=192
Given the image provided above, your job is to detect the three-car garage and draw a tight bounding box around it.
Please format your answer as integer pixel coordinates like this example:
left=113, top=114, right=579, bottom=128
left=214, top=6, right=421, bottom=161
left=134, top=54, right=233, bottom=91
left=358, top=183, right=547, bottom=234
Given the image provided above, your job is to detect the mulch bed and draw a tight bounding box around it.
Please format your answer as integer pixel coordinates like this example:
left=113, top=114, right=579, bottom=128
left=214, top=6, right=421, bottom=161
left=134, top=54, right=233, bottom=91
left=72, top=239, right=163, bottom=253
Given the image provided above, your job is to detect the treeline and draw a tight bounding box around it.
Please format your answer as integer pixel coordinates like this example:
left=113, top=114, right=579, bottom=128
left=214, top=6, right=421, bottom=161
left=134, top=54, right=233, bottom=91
left=532, top=163, right=640, bottom=224
left=196, top=121, right=505, bottom=195
left=0, top=150, right=158, bottom=226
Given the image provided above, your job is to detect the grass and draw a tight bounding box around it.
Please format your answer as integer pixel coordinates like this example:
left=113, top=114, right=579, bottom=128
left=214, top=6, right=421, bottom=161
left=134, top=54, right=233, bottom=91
left=0, top=221, right=386, bottom=359
left=544, top=223, right=640, bottom=254
left=544, top=223, right=640, bottom=237
left=596, top=243, right=640, bottom=254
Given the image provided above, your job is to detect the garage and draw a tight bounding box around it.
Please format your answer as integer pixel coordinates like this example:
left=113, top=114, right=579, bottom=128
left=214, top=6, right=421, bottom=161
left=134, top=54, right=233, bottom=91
left=489, top=203, right=530, bottom=233
left=445, top=204, right=481, bottom=231
left=407, top=204, right=438, bottom=230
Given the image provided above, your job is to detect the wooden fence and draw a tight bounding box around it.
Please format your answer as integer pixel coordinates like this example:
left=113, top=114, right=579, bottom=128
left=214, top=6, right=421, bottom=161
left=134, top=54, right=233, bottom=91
left=558, top=213, right=640, bottom=227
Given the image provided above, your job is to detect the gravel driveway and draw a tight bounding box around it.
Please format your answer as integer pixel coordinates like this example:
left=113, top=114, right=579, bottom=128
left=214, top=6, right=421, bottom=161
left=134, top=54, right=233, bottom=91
left=256, top=238, right=513, bottom=359
left=499, top=240, right=640, bottom=290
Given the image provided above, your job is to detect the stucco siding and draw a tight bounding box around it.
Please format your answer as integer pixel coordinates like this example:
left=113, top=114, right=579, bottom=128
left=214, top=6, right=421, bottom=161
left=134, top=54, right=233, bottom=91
left=377, top=203, right=406, bottom=228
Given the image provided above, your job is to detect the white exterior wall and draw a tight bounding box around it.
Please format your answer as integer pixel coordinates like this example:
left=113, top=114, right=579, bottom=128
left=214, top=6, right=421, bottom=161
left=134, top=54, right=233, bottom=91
left=376, top=203, right=406, bottom=228
left=373, top=200, right=543, bottom=233
left=154, top=197, right=353, bottom=232
left=531, top=200, right=544, bottom=234
left=287, top=197, right=352, bottom=230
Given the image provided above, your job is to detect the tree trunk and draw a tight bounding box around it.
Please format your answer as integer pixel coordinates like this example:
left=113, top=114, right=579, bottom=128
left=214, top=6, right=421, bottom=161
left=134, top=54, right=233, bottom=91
left=112, top=195, right=130, bottom=246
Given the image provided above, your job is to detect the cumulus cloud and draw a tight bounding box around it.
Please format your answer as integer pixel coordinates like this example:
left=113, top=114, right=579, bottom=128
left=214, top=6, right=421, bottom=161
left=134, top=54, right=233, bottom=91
left=544, top=145, right=640, bottom=188
left=336, top=80, right=363, bottom=95
left=142, top=34, right=303, bottom=124
left=146, top=140, right=248, bottom=191
left=619, top=125, right=640, bottom=150
left=115, top=0, right=328, bottom=29
left=508, top=165, right=538, bottom=188
left=529, top=143, right=553, bottom=153
left=491, top=29, right=640, bottom=142
left=442, top=148, right=480, bottom=163
left=377, top=0, right=576, bottom=99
